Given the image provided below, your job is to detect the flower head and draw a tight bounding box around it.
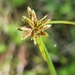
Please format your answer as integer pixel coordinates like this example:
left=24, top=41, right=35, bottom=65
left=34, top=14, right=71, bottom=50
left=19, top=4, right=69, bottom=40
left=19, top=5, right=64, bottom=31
left=18, top=7, right=51, bottom=45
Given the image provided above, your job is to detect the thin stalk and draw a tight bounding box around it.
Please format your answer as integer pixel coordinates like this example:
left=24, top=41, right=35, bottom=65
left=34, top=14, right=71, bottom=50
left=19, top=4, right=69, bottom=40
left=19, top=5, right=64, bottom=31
left=37, top=37, right=57, bottom=75
left=49, top=21, right=75, bottom=25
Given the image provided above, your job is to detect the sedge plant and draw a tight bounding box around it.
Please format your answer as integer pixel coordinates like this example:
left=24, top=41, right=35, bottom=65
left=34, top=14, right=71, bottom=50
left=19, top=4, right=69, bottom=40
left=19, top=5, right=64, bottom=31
left=17, top=7, right=75, bottom=75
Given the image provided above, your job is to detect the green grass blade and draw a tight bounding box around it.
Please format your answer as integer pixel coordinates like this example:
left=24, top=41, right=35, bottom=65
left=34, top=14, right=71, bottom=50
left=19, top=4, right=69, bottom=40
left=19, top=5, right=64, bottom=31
left=49, top=21, right=75, bottom=25
left=37, top=37, right=57, bottom=75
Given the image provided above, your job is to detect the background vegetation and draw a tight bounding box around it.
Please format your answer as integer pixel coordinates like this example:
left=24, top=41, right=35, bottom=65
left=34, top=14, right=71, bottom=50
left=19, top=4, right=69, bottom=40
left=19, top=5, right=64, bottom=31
left=0, top=0, right=75, bottom=75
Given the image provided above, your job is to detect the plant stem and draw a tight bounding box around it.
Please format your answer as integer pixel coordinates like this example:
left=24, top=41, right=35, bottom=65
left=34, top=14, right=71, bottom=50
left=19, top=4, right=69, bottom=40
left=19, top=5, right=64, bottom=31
left=49, top=21, right=75, bottom=25
left=37, top=37, right=57, bottom=75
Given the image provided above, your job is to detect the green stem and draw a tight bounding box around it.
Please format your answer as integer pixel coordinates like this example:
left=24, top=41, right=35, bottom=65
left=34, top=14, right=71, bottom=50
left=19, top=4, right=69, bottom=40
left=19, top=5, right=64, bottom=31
left=37, top=37, right=57, bottom=75
left=49, top=21, right=75, bottom=25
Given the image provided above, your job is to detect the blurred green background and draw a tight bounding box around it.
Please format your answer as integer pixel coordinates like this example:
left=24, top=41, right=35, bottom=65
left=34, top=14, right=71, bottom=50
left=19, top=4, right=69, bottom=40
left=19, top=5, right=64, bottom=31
left=0, top=0, right=75, bottom=75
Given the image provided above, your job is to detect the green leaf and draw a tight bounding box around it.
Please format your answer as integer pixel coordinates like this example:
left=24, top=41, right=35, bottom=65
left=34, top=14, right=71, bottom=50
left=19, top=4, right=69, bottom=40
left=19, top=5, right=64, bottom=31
left=0, top=44, right=7, bottom=53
